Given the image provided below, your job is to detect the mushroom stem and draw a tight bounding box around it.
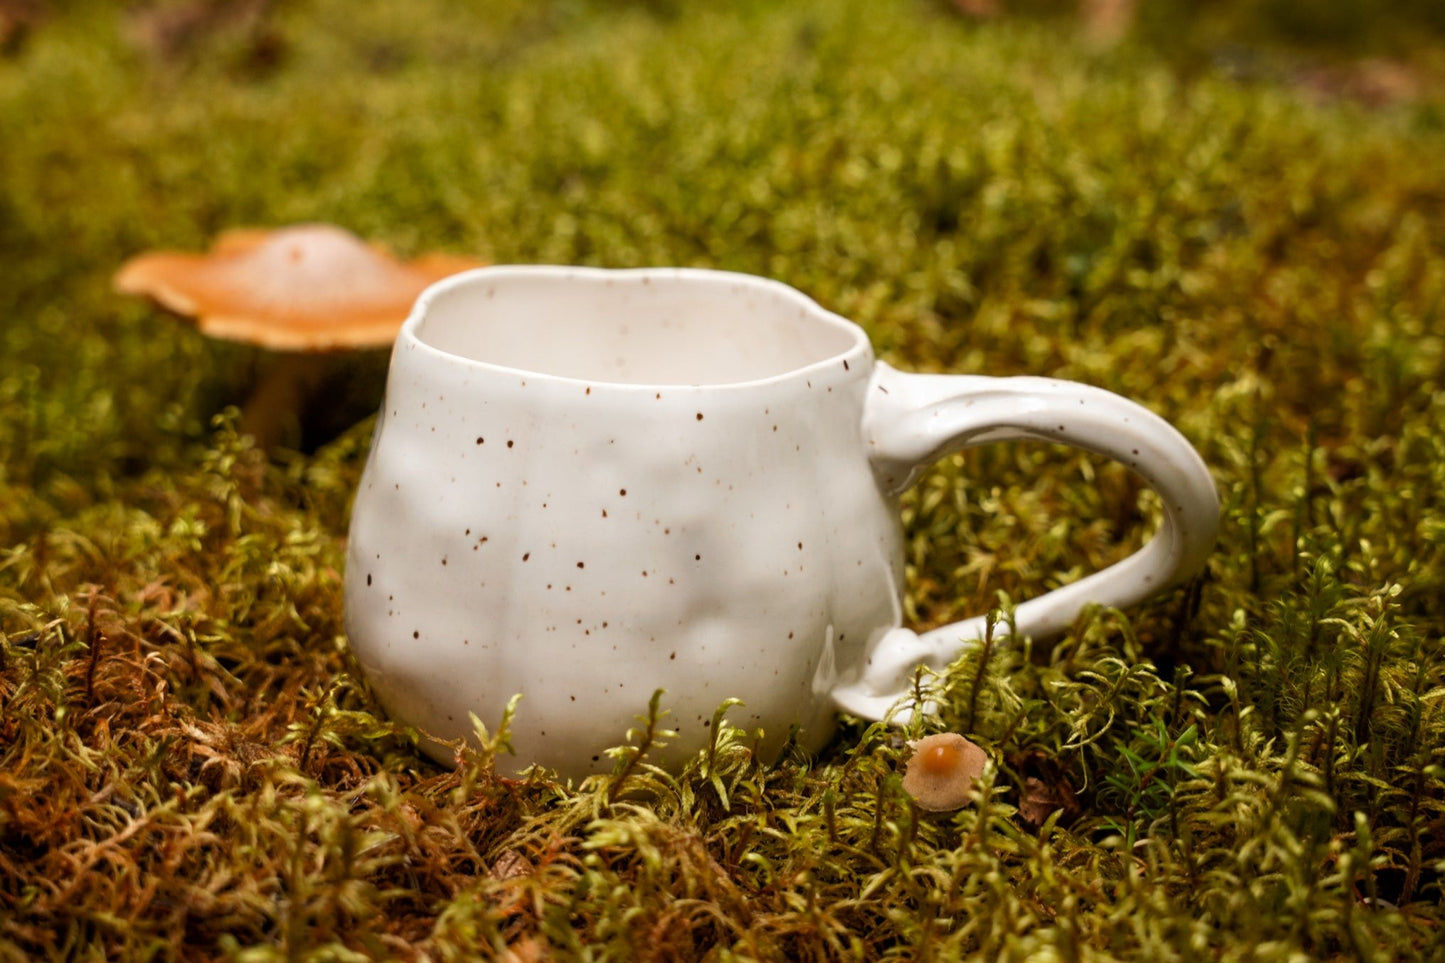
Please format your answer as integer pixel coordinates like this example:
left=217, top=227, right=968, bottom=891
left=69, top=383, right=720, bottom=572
left=239, top=352, right=336, bottom=450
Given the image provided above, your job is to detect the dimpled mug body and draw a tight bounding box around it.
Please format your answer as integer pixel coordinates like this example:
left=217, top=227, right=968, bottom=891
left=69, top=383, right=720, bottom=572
left=347, top=268, right=897, bottom=773
left=345, top=267, right=1221, bottom=778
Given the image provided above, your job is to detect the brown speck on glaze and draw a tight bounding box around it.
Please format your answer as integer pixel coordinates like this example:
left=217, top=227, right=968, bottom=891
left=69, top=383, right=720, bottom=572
left=507, top=440, right=514, bottom=448
left=475, top=437, right=484, bottom=445
left=366, top=574, right=372, bottom=586
left=843, top=359, right=850, bottom=371
left=413, top=630, right=420, bottom=639
left=601, top=509, right=608, bottom=518
left=586, top=387, right=591, bottom=395
left=619, top=488, right=627, bottom=496
left=577, top=561, right=585, bottom=569
left=522, top=552, right=530, bottom=561
left=696, top=412, right=704, bottom=421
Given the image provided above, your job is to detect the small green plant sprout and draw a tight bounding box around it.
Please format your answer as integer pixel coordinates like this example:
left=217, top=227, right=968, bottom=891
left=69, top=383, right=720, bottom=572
left=699, top=696, right=747, bottom=808
left=457, top=693, right=522, bottom=771
left=900, top=732, right=989, bottom=812
left=604, top=688, right=676, bottom=805
left=1098, top=717, right=1201, bottom=847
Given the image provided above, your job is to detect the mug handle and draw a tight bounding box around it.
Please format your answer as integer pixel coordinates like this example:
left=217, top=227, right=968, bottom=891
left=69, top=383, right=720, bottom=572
left=829, top=362, right=1220, bottom=721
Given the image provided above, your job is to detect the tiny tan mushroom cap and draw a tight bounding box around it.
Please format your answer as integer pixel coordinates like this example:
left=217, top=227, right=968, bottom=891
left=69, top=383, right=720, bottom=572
left=901, top=732, right=988, bottom=812
left=113, top=223, right=485, bottom=350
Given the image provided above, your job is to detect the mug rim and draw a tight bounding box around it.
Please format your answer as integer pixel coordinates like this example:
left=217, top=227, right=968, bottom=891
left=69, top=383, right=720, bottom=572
left=399, top=265, right=873, bottom=391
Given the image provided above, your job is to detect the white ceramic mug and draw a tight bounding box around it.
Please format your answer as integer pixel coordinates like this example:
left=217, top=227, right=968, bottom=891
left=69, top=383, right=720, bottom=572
left=345, top=267, right=1218, bottom=777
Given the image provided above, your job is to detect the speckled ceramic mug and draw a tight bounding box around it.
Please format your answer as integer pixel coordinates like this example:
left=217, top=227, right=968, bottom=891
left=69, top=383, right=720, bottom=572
left=345, top=267, right=1219, bottom=777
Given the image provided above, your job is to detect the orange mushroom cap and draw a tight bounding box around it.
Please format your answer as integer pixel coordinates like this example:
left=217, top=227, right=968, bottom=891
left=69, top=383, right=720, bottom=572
left=901, top=732, right=988, bottom=812
left=113, top=223, right=486, bottom=351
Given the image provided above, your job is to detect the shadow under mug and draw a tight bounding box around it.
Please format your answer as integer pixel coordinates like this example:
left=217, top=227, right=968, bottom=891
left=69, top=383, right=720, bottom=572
left=344, top=266, right=1219, bottom=777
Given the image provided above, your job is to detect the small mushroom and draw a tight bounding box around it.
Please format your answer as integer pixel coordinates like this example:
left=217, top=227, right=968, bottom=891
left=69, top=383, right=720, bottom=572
left=114, top=223, right=485, bottom=447
left=901, top=732, right=988, bottom=812
left=115, top=222, right=482, bottom=350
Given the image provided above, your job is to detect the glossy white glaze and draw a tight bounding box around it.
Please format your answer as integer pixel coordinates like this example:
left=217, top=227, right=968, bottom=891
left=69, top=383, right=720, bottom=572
left=345, top=267, right=1219, bottom=777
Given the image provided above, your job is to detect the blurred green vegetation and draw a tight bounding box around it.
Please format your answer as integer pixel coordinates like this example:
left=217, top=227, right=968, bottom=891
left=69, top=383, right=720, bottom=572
left=2, top=0, right=1444, bottom=959
left=1136, top=0, right=1445, bottom=56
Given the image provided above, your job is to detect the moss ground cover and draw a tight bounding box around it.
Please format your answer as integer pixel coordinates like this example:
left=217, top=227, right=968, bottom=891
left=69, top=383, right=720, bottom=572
left=3, top=0, right=1444, bottom=958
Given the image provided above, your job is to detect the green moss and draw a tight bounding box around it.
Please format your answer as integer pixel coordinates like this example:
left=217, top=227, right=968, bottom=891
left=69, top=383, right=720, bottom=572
left=3, top=0, right=1445, bottom=959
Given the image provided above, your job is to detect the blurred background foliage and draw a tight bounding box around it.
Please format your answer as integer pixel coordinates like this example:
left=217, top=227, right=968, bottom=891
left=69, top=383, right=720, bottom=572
left=2, top=0, right=1443, bottom=498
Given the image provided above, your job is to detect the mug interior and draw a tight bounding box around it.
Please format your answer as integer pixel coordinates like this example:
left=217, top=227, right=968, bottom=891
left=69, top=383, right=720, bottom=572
left=409, top=267, right=865, bottom=386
